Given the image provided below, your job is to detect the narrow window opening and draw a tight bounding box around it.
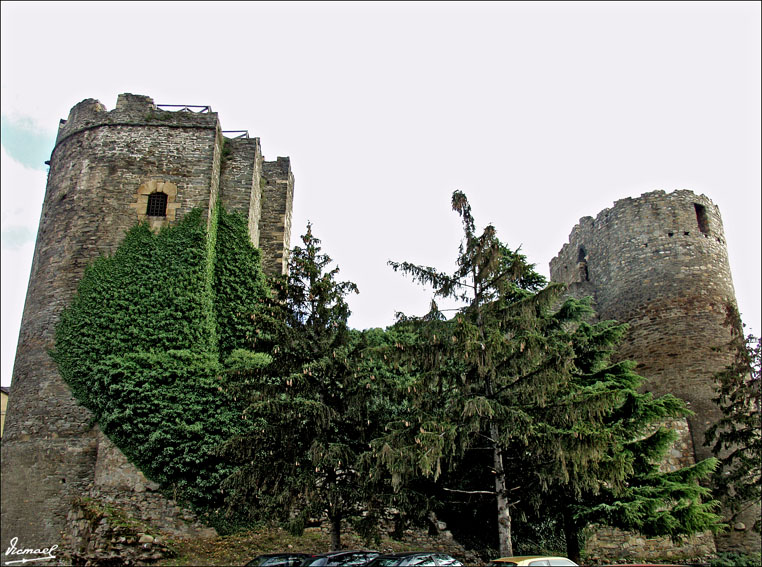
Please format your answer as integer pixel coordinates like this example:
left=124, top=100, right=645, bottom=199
left=694, top=203, right=710, bottom=235
left=576, top=246, right=589, bottom=282
left=146, top=192, right=168, bottom=217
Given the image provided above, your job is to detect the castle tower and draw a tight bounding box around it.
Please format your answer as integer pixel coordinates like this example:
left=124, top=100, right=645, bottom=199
left=550, top=189, right=758, bottom=553
left=0, top=94, right=294, bottom=551
left=260, top=157, right=295, bottom=276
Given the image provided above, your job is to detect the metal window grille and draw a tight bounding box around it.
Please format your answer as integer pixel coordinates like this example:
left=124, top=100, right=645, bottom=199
left=146, top=192, right=168, bottom=217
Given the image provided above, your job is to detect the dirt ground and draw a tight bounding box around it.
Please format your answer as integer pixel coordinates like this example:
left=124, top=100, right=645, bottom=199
left=156, top=527, right=469, bottom=567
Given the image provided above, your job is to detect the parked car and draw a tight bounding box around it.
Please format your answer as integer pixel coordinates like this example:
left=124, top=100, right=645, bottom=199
left=300, top=551, right=381, bottom=566
left=366, top=552, right=464, bottom=566
left=246, top=553, right=314, bottom=567
left=489, top=557, right=578, bottom=566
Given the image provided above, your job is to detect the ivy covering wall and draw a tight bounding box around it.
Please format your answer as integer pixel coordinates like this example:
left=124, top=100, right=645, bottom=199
left=52, top=207, right=269, bottom=514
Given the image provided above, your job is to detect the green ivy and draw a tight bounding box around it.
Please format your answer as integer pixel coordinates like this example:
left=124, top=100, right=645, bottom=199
left=213, top=208, right=269, bottom=358
left=52, top=206, right=270, bottom=517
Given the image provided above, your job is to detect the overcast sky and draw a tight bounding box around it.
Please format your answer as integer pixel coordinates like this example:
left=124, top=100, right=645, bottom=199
left=2, top=1, right=760, bottom=387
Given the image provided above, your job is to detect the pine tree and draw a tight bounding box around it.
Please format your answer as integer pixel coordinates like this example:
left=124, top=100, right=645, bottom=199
left=706, top=303, right=762, bottom=532
left=516, top=320, right=723, bottom=562
left=376, top=191, right=587, bottom=556
left=220, top=223, right=390, bottom=549
left=375, top=191, right=723, bottom=559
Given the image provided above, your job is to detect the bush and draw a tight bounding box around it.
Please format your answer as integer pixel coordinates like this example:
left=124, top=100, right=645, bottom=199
left=711, top=551, right=762, bottom=567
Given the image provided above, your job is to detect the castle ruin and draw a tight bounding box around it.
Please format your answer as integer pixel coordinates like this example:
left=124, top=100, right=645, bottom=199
left=0, top=94, right=294, bottom=558
left=1, top=94, right=758, bottom=561
left=550, top=190, right=759, bottom=555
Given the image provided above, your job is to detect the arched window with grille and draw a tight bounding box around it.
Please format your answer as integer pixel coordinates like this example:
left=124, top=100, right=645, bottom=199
left=146, top=192, right=168, bottom=217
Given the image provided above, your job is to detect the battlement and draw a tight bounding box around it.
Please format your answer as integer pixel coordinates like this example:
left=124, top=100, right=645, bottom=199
left=551, top=189, right=728, bottom=288
left=55, top=93, right=220, bottom=149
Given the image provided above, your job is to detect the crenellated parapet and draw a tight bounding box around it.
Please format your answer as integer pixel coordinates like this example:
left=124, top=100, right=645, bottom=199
left=55, top=94, right=219, bottom=148
left=551, top=190, right=732, bottom=322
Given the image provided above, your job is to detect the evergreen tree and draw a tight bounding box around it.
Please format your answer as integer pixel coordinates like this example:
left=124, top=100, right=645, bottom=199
left=375, top=191, right=723, bottom=559
left=220, top=224, right=390, bottom=549
left=706, top=304, right=762, bottom=532
left=516, top=320, right=723, bottom=562
left=376, top=191, right=587, bottom=556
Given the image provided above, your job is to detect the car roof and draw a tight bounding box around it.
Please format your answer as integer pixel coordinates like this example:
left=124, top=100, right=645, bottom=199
left=379, top=551, right=447, bottom=557
left=493, top=558, right=559, bottom=561
left=312, top=551, right=377, bottom=556
left=491, top=558, right=574, bottom=564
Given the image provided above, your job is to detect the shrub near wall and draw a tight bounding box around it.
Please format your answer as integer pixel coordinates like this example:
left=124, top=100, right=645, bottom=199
left=52, top=208, right=269, bottom=513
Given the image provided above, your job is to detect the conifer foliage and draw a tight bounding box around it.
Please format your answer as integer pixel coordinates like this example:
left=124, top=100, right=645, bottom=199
left=518, top=320, right=723, bottom=562
left=706, top=304, right=762, bottom=532
left=219, top=223, right=386, bottom=549
left=377, top=191, right=722, bottom=560
left=379, top=190, right=584, bottom=556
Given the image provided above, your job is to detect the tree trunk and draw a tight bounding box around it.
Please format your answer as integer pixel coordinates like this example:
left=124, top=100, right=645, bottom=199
left=329, top=512, right=342, bottom=551
left=562, top=497, right=581, bottom=564
left=492, top=423, right=513, bottom=557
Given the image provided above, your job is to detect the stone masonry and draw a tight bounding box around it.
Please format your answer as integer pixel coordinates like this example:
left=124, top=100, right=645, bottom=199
left=2, top=95, right=759, bottom=563
left=0, top=94, right=294, bottom=562
left=550, top=189, right=760, bottom=555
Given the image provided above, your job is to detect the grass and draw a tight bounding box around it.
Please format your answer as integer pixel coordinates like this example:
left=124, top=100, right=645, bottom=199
left=157, top=526, right=455, bottom=567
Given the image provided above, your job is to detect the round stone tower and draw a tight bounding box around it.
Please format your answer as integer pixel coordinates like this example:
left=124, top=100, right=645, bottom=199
left=551, top=189, right=758, bottom=552
left=1, top=94, right=294, bottom=554
left=0, top=93, right=226, bottom=551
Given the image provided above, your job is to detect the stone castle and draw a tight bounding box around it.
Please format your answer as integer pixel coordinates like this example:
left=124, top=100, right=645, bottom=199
left=1, top=94, right=295, bottom=561
left=1, top=94, right=757, bottom=562
left=551, top=190, right=759, bottom=556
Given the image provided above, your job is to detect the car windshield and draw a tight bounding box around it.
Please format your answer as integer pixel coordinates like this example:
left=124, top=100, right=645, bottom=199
left=304, top=553, right=379, bottom=566
left=432, top=557, right=462, bottom=567
left=248, top=556, right=305, bottom=567
left=338, top=553, right=378, bottom=565
left=400, top=556, right=437, bottom=566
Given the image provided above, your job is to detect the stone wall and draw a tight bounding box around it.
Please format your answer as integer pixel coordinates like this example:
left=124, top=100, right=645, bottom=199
left=260, top=157, right=295, bottom=275
left=550, top=190, right=735, bottom=464
left=0, top=93, right=294, bottom=559
left=550, top=189, right=759, bottom=555
left=2, top=91, right=225, bottom=552
left=584, top=526, right=716, bottom=564
left=64, top=497, right=177, bottom=566
left=219, top=136, right=264, bottom=246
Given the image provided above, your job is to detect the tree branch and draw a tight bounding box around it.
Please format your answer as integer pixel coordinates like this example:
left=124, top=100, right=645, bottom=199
left=442, top=487, right=496, bottom=495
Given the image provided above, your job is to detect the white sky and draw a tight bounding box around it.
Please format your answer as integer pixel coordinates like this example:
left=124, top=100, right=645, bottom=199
left=1, top=1, right=760, bottom=387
